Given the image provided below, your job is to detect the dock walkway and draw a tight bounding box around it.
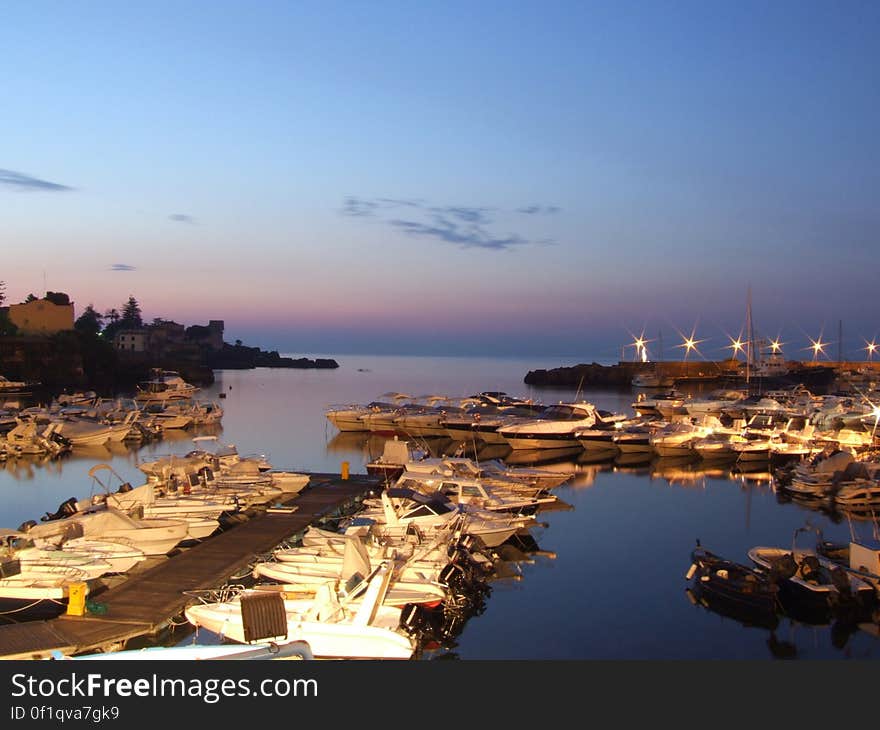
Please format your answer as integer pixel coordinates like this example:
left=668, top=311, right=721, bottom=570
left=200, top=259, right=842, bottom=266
left=0, top=473, right=380, bottom=659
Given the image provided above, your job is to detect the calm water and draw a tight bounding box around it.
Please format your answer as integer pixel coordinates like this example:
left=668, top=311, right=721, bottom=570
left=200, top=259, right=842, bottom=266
left=2, top=354, right=879, bottom=659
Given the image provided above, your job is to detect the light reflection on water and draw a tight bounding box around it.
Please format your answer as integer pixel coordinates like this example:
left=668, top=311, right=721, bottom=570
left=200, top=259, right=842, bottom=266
left=1, top=354, right=878, bottom=659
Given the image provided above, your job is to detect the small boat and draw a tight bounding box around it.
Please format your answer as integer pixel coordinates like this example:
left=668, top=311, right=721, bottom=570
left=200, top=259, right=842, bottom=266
left=0, top=558, right=90, bottom=621
left=748, top=532, right=876, bottom=622
left=54, top=641, right=314, bottom=660
left=686, top=543, right=781, bottom=627
left=135, top=370, right=199, bottom=402
left=184, top=563, right=416, bottom=660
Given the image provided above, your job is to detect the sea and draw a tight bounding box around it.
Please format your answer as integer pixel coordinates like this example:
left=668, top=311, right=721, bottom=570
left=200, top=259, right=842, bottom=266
left=2, top=353, right=878, bottom=660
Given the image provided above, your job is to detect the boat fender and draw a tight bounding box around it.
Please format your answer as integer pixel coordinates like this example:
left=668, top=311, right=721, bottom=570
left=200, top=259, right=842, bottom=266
left=685, top=563, right=697, bottom=580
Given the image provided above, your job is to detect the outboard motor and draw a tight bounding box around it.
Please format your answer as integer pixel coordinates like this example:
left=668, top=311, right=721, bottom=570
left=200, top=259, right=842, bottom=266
left=438, top=562, right=469, bottom=591
left=40, top=497, right=79, bottom=522
left=457, top=534, right=485, bottom=554
left=769, top=553, right=798, bottom=582
left=398, top=602, right=444, bottom=641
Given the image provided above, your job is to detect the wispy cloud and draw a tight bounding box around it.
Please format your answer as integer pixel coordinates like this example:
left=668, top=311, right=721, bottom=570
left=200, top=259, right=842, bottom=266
left=516, top=205, right=561, bottom=215
left=168, top=213, right=195, bottom=224
left=341, top=197, right=558, bottom=251
left=0, top=168, right=73, bottom=192
left=389, top=219, right=528, bottom=250
left=341, top=197, right=381, bottom=217
left=110, top=264, right=137, bottom=272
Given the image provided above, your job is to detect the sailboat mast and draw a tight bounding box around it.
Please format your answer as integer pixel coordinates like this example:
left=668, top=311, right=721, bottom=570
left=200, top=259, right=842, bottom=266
left=746, top=286, right=753, bottom=384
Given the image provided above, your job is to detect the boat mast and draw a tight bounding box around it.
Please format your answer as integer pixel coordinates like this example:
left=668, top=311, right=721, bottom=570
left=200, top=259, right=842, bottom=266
left=746, top=286, right=753, bottom=385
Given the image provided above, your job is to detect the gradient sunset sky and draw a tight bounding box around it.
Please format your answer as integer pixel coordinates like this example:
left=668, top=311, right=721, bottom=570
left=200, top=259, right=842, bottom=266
left=2, top=1, right=877, bottom=360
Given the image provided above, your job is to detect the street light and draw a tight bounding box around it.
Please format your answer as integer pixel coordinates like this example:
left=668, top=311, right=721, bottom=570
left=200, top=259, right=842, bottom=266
left=805, top=336, right=827, bottom=361
left=676, top=327, right=705, bottom=362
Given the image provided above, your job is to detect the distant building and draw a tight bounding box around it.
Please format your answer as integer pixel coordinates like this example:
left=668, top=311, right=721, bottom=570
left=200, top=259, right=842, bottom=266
left=186, top=320, right=224, bottom=351
left=114, top=329, right=149, bottom=352
left=149, top=320, right=186, bottom=348
left=8, top=293, right=75, bottom=335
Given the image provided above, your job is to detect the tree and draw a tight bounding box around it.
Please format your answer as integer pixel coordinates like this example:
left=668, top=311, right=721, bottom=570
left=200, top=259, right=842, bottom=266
left=0, top=281, right=15, bottom=336
left=24, top=293, right=38, bottom=303
left=75, top=304, right=104, bottom=337
left=121, top=296, right=143, bottom=328
left=104, top=308, right=120, bottom=324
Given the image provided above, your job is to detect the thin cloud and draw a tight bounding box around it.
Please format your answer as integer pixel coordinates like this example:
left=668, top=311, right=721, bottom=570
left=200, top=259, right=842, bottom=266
left=341, top=196, right=380, bottom=217
left=169, top=213, right=195, bottom=224
left=430, top=206, right=493, bottom=225
left=0, top=168, right=73, bottom=192
left=342, top=197, right=558, bottom=251
left=389, top=218, right=528, bottom=251
left=110, top=264, right=137, bottom=272
left=516, top=205, right=561, bottom=215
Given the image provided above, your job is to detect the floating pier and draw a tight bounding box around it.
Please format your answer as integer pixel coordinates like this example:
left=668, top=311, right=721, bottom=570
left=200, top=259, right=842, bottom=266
left=0, top=472, right=380, bottom=660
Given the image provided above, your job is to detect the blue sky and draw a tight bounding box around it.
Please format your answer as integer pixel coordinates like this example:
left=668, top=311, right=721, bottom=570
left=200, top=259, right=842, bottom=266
left=2, top=1, right=878, bottom=359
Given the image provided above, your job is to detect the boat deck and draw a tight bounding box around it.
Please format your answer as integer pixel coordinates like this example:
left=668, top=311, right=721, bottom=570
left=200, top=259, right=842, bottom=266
left=0, top=472, right=379, bottom=659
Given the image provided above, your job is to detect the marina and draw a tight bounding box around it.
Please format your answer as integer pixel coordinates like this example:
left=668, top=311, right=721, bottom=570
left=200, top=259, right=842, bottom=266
left=0, top=353, right=879, bottom=660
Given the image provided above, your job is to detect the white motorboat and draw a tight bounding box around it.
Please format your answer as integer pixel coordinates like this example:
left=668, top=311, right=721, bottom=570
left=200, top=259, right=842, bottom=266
left=25, top=506, right=190, bottom=557
left=56, top=538, right=146, bottom=574
left=185, top=563, right=416, bottom=659
left=135, top=370, right=199, bottom=402
left=0, top=530, right=114, bottom=580
left=52, top=411, right=138, bottom=447
left=253, top=536, right=450, bottom=605
left=0, top=560, right=91, bottom=620
left=576, top=425, right=622, bottom=455
left=684, top=389, right=748, bottom=420
left=748, top=545, right=875, bottom=609
left=52, top=641, right=315, bottom=661
left=499, top=402, right=624, bottom=450
left=394, top=472, right=555, bottom=513
left=650, top=422, right=709, bottom=457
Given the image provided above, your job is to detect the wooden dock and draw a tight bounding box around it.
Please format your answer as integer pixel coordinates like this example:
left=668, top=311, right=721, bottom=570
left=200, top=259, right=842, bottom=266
left=0, top=472, right=380, bottom=660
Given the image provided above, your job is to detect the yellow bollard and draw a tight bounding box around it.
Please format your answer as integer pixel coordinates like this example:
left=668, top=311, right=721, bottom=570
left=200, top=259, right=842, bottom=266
left=66, top=582, right=88, bottom=617
left=341, top=461, right=350, bottom=480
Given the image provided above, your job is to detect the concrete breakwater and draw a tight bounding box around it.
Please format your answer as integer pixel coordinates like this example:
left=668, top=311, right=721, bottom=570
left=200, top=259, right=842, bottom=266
left=522, top=360, right=860, bottom=389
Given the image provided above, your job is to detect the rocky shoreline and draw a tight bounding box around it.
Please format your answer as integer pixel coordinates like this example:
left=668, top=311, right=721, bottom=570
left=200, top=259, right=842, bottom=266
left=206, top=343, right=338, bottom=370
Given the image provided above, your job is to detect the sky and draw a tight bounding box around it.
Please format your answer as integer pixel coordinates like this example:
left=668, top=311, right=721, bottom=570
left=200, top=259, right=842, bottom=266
left=2, top=1, right=878, bottom=361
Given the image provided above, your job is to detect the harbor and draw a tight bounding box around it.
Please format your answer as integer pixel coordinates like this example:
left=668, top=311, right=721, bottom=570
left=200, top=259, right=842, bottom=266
left=0, top=353, right=878, bottom=660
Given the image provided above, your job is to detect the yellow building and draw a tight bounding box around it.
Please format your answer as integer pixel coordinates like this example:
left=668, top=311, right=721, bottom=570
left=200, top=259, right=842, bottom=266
left=8, top=293, right=75, bottom=335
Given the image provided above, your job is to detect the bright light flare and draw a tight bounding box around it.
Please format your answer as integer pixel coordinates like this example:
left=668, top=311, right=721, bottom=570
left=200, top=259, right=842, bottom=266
left=803, top=334, right=828, bottom=361
left=675, top=326, right=705, bottom=361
